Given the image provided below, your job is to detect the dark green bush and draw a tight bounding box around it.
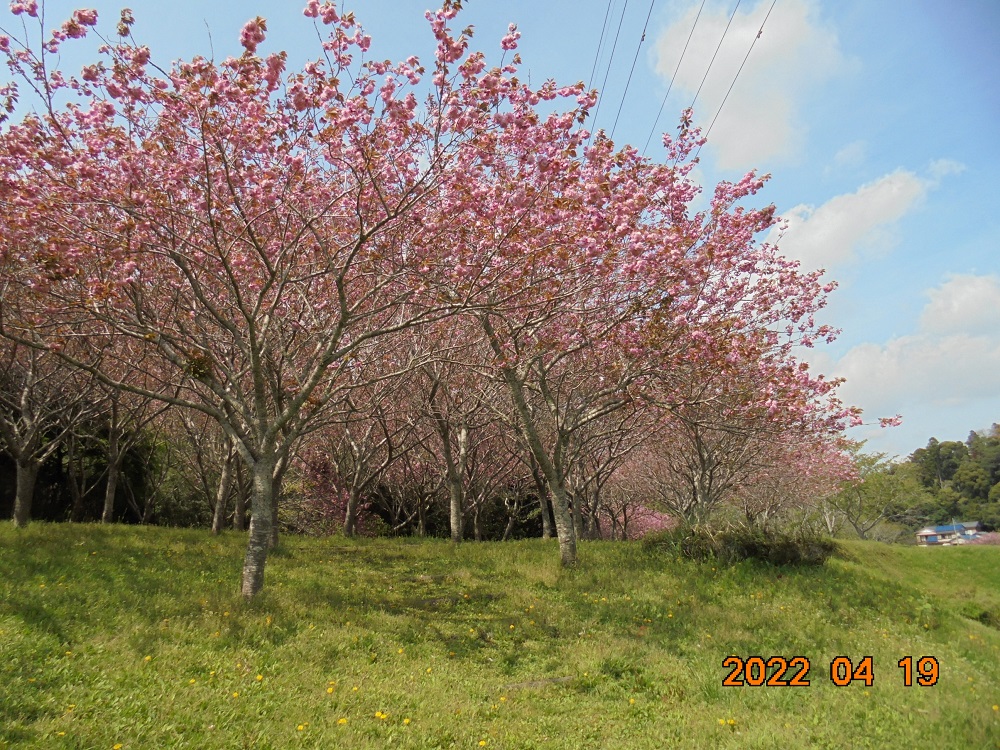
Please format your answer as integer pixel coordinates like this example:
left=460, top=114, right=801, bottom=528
left=643, top=524, right=837, bottom=566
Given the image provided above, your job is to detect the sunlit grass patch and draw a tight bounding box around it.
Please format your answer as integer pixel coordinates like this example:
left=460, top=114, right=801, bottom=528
left=1, top=523, right=998, bottom=748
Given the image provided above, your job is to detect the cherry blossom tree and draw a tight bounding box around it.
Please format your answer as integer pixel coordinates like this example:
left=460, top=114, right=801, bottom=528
left=0, top=1, right=565, bottom=594
left=0, top=1, right=885, bottom=590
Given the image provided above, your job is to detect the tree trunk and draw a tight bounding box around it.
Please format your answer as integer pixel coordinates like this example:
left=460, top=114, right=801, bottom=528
left=211, top=446, right=235, bottom=535
left=570, top=490, right=584, bottom=542
left=66, top=438, right=86, bottom=523
left=101, top=429, right=122, bottom=524
left=417, top=496, right=427, bottom=537
left=268, top=459, right=287, bottom=549
left=233, top=473, right=248, bottom=532
left=101, top=459, right=121, bottom=524
left=448, top=478, right=464, bottom=543
left=473, top=505, right=482, bottom=541
left=531, top=461, right=554, bottom=539
left=343, top=491, right=359, bottom=537
left=500, top=368, right=576, bottom=564
left=547, top=483, right=577, bottom=565
left=13, top=458, right=40, bottom=528
left=241, top=456, right=276, bottom=599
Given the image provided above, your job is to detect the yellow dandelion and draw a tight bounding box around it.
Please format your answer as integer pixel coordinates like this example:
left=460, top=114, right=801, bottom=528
left=404, top=718, right=411, bottom=725
left=398, top=648, right=404, bottom=654
left=338, top=718, right=348, bottom=725
left=718, top=719, right=726, bottom=726
left=629, top=698, right=635, bottom=705
left=352, top=686, right=359, bottom=691
left=223, top=611, right=229, bottom=617
left=57, top=732, right=66, bottom=737
left=427, top=668, right=432, bottom=673
left=143, top=655, right=151, bottom=662
left=297, top=725, right=305, bottom=731
left=728, top=719, right=736, bottom=726
left=189, top=679, right=196, bottom=685
left=500, top=696, right=506, bottom=702
left=327, top=687, right=334, bottom=694
left=113, top=745, right=123, bottom=750
left=479, top=742, right=487, bottom=747
left=256, top=674, right=263, bottom=682
left=232, top=692, right=239, bottom=698
left=509, top=625, right=515, bottom=630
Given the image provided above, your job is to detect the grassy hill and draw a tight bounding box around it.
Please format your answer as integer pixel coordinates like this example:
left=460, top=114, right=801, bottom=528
left=1, top=524, right=998, bottom=749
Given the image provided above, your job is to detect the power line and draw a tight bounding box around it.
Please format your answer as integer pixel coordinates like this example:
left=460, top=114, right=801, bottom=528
left=689, top=0, right=742, bottom=112
left=696, top=0, right=778, bottom=159
left=642, top=0, right=707, bottom=155
left=588, top=0, right=616, bottom=92
left=610, top=0, right=658, bottom=141
left=588, top=0, right=629, bottom=142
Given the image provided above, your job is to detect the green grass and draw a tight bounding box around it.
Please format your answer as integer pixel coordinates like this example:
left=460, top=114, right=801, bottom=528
left=1, top=524, right=998, bottom=749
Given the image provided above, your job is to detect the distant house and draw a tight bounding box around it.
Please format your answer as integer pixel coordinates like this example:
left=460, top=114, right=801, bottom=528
left=916, top=522, right=982, bottom=546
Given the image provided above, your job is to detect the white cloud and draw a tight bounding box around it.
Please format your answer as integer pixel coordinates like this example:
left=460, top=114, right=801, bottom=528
left=833, top=333, right=1000, bottom=408
left=928, top=158, right=967, bottom=180
left=652, top=0, right=847, bottom=170
left=919, top=274, right=1000, bottom=336
left=773, top=170, right=930, bottom=272
left=811, top=274, right=1000, bottom=455
left=830, top=140, right=867, bottom=172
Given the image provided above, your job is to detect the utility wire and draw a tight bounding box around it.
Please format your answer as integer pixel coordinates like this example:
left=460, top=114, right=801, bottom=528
left=689, top=0, right=742, bottom=112
left=588, top=0, right=616, bottom=92
left=588, top=0, right=629, bottom=143
left=610, top=0, right=658, bottom=141
left=696, top=0, right=777, bottom=159
left=642, top=0, right=707, bottom=155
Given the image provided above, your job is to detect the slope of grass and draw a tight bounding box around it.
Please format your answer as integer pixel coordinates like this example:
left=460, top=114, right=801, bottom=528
left=1, top=523, right=998, bottom=749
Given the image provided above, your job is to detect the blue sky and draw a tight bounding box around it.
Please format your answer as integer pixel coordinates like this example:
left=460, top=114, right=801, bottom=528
left=8, top=0, right=1000, bottom=459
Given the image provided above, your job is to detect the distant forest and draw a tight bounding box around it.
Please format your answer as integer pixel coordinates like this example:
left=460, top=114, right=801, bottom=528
left=839, top=423, right=1000, bottom=539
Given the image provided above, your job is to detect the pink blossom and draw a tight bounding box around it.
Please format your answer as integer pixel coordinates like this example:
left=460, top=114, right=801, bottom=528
left=61, top=19, right=87, bottom=40
left=303, top=0, right=320, bottom=18
left=320, top=3, right=339, bottom=24
left=264, top=52, right=286, bottom=90
left=878, top=415, right=903, bottom=428
left=9, top=0, right=38, bottom=18
left=500, top=23, right=520, bottom=51
left=74, top=8, right=98, bottom=26
left=239, top=16, right=267, bottom=54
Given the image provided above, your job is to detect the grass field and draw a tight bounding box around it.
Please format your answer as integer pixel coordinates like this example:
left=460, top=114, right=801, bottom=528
left=1, top=523, right=998, bottom=749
